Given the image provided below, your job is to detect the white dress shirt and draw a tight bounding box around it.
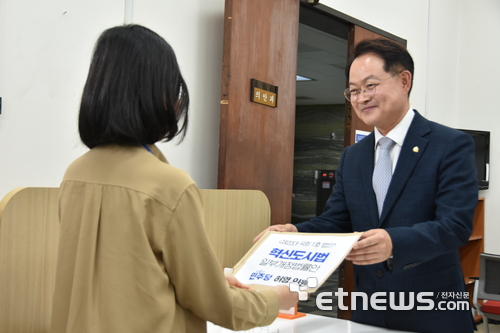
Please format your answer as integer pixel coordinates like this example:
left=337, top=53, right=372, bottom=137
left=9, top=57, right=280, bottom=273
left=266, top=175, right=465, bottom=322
left=374, top=108, right=415, bottom=173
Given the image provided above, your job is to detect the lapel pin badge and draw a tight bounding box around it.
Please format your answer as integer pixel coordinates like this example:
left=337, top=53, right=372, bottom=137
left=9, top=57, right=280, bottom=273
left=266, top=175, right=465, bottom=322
left=413, top=146, right=419, bottom=153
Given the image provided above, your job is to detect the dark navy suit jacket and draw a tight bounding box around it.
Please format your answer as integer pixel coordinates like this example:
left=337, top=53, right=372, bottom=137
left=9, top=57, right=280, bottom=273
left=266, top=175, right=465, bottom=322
left=296, top=111, right=477, bottom=333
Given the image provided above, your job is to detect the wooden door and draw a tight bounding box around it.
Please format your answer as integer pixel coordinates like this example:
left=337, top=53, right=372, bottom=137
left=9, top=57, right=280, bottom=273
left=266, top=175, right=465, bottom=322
left=217, top=0, right=300, bottom=225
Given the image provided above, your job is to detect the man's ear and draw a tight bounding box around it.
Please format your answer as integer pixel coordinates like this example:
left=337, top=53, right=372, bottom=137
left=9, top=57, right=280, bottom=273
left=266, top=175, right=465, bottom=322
left=400, top=70, right=412, bottom=93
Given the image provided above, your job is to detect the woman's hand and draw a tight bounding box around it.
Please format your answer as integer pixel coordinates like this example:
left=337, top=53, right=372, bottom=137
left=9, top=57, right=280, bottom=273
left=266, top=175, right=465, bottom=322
left=224, top=272, right=250, bottom=289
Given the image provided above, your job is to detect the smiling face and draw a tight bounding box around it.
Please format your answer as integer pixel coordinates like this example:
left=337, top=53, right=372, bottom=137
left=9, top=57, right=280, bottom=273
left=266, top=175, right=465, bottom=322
left=348, top=53, right=412, bottom=136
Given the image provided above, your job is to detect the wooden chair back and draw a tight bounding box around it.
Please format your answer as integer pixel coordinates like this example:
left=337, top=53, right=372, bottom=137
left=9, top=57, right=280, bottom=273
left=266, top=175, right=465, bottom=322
left=200, top=189, right=271, bottom=268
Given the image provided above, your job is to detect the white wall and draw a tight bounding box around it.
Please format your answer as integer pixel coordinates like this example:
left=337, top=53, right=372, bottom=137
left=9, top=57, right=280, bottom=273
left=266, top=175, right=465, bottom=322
left=319, top=0, right=431, bottom=116
left=0, top=0, right=498, bottom=252
left=0, top=0, right=125, bottom=198
left=454, top=0, right=500, bottom=254
left=0, top=0, right=226, bottom=198
left=426, top=0, right=461, bottom=125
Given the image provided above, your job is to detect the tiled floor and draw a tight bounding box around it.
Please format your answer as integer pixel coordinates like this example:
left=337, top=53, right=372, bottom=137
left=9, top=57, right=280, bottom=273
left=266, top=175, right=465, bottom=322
left=477, top=321, right=500, bottom=333
left=298, top=271, right=500, bottom=332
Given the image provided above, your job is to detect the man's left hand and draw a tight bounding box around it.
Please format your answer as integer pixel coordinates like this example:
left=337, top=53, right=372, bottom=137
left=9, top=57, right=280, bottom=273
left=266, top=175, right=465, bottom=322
left=346, top=229, right=393, bottom=265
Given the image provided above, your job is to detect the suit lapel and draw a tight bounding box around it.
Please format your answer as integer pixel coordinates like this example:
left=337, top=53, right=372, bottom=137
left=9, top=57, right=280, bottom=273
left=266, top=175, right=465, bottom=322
left=378, top=111, right=430, bottom=225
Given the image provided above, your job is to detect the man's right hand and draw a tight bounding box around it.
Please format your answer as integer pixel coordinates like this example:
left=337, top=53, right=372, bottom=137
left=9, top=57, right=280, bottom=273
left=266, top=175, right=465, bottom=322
left=253, top=223, right=298, bottom=243
left=272, top=285, right=300, bottom=310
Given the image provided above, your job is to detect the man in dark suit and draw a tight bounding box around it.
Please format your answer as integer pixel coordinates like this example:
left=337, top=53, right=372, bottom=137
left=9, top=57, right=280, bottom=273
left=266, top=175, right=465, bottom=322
left=254, top=39, right=477, bottom=332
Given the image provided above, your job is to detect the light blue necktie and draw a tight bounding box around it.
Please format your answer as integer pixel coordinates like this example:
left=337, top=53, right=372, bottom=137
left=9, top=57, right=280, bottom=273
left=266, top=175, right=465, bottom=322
left=373, top=137, right=396, bottom=217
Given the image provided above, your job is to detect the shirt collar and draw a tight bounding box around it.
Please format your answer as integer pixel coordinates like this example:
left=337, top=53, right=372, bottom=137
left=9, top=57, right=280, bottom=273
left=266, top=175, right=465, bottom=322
left=148, top=144, right=169, bottom=164
left=374, top=108, right=414, bottom=148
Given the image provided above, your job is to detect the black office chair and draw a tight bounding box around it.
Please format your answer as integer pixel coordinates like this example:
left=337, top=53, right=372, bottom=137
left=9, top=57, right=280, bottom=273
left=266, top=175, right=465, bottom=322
left=473, top=253, right=500, bottom=333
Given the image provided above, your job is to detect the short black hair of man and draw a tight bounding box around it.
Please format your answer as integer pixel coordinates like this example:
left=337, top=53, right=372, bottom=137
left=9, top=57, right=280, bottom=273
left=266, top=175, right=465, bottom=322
left=78, top=24, right=189, bottom=149
left=345, top=38, right=414, bottom=96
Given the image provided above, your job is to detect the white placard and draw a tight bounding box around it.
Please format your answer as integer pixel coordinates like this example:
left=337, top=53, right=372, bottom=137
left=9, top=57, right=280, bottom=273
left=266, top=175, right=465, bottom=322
left=232, top=231, right=361, bottom=292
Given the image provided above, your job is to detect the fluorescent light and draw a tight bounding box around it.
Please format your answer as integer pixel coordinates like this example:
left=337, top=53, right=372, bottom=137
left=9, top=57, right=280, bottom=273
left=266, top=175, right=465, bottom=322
left=296, top=75, right=313, bottom=82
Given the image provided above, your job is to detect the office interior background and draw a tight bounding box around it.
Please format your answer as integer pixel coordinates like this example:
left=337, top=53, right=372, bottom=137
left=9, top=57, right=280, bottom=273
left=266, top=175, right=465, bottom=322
left=0, top=0, right=498, bottom=254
